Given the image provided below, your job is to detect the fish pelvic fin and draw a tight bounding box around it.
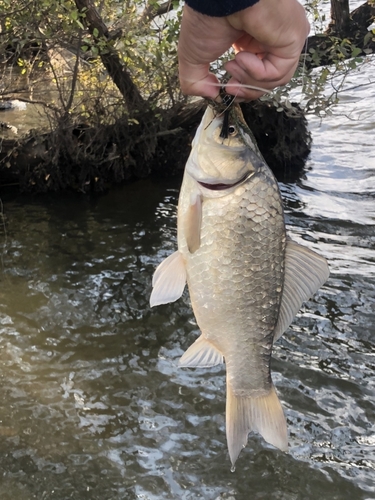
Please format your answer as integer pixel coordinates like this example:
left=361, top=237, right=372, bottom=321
left=226, top=381, right=288, bottom=467
left=179, top=335, right=224, bottom=367
left=150, top=251, right=186, bottom=307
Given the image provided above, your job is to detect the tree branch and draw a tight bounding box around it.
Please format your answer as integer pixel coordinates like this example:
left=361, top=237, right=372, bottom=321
left=139, top=1, right=174, bottom=25
left=74, top=0, right=144, bottom=110
left=330, top=0, right=351, bottom=37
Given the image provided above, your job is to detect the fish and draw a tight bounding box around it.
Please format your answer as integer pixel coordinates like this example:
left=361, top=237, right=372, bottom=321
left=150, top=102, right=329, bottom=467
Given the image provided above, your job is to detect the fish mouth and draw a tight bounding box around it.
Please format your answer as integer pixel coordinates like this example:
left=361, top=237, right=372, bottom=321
left=198, top=172, right=250, bottom=191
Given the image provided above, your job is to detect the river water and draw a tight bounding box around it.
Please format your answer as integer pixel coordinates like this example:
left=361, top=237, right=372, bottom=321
left=0, top=60, right=375, bottom=499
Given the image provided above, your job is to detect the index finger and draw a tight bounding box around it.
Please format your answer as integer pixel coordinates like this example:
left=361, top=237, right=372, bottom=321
left=228, top=50, right=298, bottom=84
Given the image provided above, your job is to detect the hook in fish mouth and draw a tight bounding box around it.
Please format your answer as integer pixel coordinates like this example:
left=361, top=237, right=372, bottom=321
left=219, top=88, right=235, bottom=139
left=198, top=172, right=250, bottom=191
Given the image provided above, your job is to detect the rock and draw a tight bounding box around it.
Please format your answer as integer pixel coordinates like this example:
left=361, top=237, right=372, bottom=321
left=0, top=99, right=27, bottom=111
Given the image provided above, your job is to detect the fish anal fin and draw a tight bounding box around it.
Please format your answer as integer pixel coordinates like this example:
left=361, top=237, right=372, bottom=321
left=185, top=193, right=202, bottom=254
left=179, top=335, right=224, bottom=367
left=226, top=382, right=288, bottom=467
left=274, top=240, right=330, bottom=341
left=150, top=251, right=186, bottom=307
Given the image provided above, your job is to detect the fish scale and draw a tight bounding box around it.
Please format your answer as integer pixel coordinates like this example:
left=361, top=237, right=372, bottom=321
left=180, top=168, right=286, bottom=398
left=150, top=104, right=329, bottom=466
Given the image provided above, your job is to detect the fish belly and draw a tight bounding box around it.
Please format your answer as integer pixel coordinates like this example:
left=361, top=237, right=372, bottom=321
left=179, top=168, right=286, bottom=396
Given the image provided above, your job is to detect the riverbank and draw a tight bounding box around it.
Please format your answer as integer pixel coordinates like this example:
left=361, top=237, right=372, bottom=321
left=0, top=100, right=311, bottom=192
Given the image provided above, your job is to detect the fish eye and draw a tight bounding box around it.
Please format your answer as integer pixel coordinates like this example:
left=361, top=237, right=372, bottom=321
left=228, top=125, right=237, bottom=136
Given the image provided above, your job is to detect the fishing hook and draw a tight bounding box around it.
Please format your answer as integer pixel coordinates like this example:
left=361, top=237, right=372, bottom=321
left=219, top=87, right=234, bottom=139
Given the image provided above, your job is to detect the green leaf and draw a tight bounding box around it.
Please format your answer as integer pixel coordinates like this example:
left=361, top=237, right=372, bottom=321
left=351, top=47, right=361, bottom=57
left=364, top=31, right=373, bottom=46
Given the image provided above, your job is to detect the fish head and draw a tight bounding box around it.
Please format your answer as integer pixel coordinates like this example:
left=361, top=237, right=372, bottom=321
left=186, top=104, right=264, bottom=193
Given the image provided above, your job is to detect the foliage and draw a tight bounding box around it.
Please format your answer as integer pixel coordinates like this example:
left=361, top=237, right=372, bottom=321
left=218, top=0, right=373, bottom=118
left=0, top=0, right=373, bottom=126
left=256, top=0, right=373, bottom=118
left=2, top=0, right=374, bottom=192
left=265, top=38, right=367, bottom=118
left=0, top=0, right=183, bottom=125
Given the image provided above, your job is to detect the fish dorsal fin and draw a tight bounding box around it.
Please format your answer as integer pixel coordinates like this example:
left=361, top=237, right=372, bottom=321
left=273, top=240, right=330, bottom=341
left=150, top=251, right=186, bottom=307
left=179, top=335, right=224, bottom=367
left=185, top=193, right=202, bottom=254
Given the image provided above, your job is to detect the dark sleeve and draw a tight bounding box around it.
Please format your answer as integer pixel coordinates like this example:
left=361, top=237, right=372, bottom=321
left=185, top=0, right=260, bottom=17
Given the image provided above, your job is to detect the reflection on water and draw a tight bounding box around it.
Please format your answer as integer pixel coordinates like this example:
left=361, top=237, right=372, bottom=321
left=1, top=64, right=375, bottom=499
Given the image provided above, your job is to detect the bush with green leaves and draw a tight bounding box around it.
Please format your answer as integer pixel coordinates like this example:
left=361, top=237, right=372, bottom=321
left=0, top=0, right=373, bottom=125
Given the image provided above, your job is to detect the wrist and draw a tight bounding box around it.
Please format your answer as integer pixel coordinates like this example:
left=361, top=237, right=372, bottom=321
left=185, top=0, right=260, bottom=17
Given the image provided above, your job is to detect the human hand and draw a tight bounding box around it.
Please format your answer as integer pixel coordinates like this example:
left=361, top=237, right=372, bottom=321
left=178, top=0, right=310, bottom=100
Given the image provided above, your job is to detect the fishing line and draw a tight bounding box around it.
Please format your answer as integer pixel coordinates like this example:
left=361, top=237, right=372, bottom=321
left=202, top=79, right=270, bottom=132
left=203, top=85, right=236, bottom=132
left=203, top=79, right=265, bottom=136
left=203, top=85, right=237, bottom=136
left=203, top=80, right=271, bottom=94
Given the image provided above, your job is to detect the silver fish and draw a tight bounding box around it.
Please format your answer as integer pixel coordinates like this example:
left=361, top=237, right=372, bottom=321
left=150, top=104, right=329, bottom=466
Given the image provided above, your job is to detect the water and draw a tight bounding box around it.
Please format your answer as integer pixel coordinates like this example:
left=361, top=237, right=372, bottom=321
left=0, top=66, right=375, bottom=499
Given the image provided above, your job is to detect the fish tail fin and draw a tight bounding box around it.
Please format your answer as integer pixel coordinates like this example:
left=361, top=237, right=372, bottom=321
left=226, top=380, right=288, bottom=466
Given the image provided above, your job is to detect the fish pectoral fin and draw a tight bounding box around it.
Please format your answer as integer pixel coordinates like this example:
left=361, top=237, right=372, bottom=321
left=179, top=335, right=224, bottom=367
left=273, top=240, right=330, bottom=341
left=185, top=193, right=202, bottom=254
left=226, top=382, right=288, bottom=467
left=150, top=251, right=187, bottom=307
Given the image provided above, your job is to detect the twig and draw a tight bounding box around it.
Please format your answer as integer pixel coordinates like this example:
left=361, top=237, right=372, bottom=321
left=66, top=31, right=82, bottom=112
left=139, top=1, right=174, bottom=25
left=134, top=127, right=183, bottom=143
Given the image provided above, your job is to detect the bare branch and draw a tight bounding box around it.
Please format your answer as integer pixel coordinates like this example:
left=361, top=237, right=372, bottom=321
left=74, top=0, right=144, bottom=110
left=139, top=1, right=174, bottom=25
left=65, top=31, right=82, bottom=112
